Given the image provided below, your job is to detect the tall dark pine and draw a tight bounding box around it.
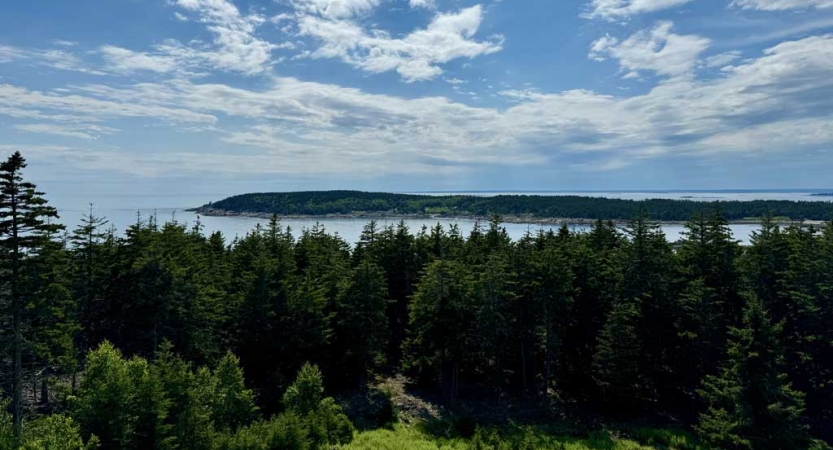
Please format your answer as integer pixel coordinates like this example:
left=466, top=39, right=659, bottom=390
left=69, top=204, right=108, bottom=378
left=0, top=151, right=62, bottom=439
left=697, top=295, right=808, bottom=450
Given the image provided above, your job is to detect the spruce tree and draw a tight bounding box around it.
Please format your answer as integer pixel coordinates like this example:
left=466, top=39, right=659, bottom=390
left=592, top=298, right=640, bottom=413
left=697, top=296, right=809, bottom=450
left=334, top=259, right=389, bottom=388
left=0, top=151, right=62, bottom=439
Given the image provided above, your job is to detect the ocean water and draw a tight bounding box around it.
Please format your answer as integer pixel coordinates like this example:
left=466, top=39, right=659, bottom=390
left=49, top=190, right=832, bottom=246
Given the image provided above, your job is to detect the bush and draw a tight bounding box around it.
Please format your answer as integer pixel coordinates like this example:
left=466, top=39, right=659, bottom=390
left=21, top=415, right=99, bottom=450
left=212, top=414, right=310, bottom=450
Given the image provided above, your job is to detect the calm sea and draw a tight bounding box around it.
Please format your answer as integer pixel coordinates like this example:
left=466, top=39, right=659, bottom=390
left=50, top=190, right=833, bottom=246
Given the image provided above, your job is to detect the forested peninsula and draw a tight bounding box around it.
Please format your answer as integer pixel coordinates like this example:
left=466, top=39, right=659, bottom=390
left=192, top=190, right=833, bottom=223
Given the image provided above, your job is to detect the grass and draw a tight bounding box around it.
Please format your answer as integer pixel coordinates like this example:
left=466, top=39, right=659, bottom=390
left=338, top=424, right=706, bottom=450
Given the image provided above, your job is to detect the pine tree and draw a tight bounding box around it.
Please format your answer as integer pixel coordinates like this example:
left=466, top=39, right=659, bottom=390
left=210, top=352, right=257, bottom=434
left=676, top=208, right=743, bottom=404
left=697, top=296, right=809, bottom=450
left=70, top=204, right=109, bottom=359
left=0, top=151, right=62, bottom=439
left=622, top=212, right=679, bottom=406
left=405, top=259, right=474, bottom=401
left=334, top=259, right=389, bottom=388
left=560, top=221, right=621, bottom=400
left=473, top=253, right=516, bottom=402
left=592, top=298, right=640, bottom=413
left=25, top=229, right=78, bottom=410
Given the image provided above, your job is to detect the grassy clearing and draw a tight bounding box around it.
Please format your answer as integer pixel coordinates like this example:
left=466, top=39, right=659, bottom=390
left=338, top=424, right=705, bottom=450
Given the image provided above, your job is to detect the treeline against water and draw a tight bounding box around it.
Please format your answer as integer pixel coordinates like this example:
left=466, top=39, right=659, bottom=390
left=1, top=152, right=832, bottom=449
left=201, top=190, right=833, bottom=221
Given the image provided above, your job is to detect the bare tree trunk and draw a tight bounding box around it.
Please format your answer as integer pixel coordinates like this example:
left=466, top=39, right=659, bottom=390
left=41, top=366, right=50, bottom=410
left=12, top=194, right=22, bottom=441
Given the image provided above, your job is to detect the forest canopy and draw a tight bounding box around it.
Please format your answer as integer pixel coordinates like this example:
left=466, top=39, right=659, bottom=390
left=197, top=190, right=833, bottom=222
left=1, top=152, right=832, bottom=450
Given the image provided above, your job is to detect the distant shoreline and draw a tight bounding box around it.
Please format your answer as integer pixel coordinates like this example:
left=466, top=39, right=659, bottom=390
left=188, top=207, right=825, bottom=227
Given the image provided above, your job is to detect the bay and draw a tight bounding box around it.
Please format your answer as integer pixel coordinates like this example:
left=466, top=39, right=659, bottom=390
left=51, top=190, right=832, bottom=246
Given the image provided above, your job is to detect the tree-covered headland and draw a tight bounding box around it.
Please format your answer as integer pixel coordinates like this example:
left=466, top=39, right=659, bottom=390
left=196, top=190, right=833, bottom=222
left=1, top=151, right=832, bottom=449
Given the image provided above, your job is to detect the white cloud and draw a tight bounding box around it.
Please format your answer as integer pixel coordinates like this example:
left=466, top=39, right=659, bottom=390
left=99, top=0, right=282, bottom=76
left=410, top=0, right=436, bottom=9
left=730, top=0, right=833, bottom=10
left=99, top=45, right=182, bottom=74
left=589, top=21, right=710, bottom=78
left=173, top=0, right=279, bottom=74
left=0, top=44, right=105, bottom=74
left=0, top=84, right=217, bottom=125
left=0, top=45, right=26, bottom=63
left=3, top=34, right=833, bottom=176
left=299, top=5, right=503, bottom=82
left=445, top=77, right=468, bottom=85
left=702, top=50, right=742, bottom=68
left=52, top=40, right=79, bottom=47
left=14, top=123, right=117, bottom=140
left=582, top=0, right=696, bottom=21
left=291, top=0, right=382, bottom=18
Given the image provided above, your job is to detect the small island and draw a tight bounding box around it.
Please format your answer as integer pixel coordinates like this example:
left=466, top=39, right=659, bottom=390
left=190, top=190, right=833, bottom=223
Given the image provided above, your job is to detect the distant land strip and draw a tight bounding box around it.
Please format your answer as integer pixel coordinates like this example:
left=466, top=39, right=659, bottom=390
left=189, top=191, right=833, bottom=224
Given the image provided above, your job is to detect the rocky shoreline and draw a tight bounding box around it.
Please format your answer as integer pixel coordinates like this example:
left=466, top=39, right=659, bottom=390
left=188, top=207, right=812, bottom=227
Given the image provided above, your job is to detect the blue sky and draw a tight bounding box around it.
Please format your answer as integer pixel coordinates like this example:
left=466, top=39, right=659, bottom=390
left=1, top=0, right=832, bottom=206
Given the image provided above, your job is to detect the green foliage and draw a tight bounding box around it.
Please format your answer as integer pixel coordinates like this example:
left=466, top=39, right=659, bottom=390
left=696, top=296, right=809, bottom=450
left=211, top=353, right=257, bottom=433
left=284, top=363, right=354, bottom=447
left=202, top=191, right=833, bottom=222
left=334, top=259, right=389, bottom=387
left=283, top=363, right=324, bottom=416
left=8, top=151, right=833, bottom=448
left=592, top=299, right=640, bottom=411
left=21, top=415, right=99, bottom=450
left=70, top=341, right=171, bottom=450
left=338, top=424, right=702, bottom=450
left=0, top=394, right=13, bottom=450
left=210, top=414, right=310, bottom=450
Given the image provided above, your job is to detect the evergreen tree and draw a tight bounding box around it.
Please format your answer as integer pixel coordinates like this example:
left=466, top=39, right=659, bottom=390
left=592, top=298, right=640, bottom=413
left=473, top=253, right=516, bottom=402
left=622, top=212, right=679, bottom=407
left=560, top=221, right=621, bottom=400
left=0, top=151, right=63, bottom=439
left=697, top=296, right=809, bottom=450
left=405, top=259, right=474, bottom=401
left=333, top=259, right=389, bottom=388
left=210, top=352, right=257, bottom=433
left=72, top=341, right=171, bottom=450
left=70, top=205, right=109, bottom=363
left=25, top=229, right=78, bottom=409
left=676, top=208, right=743, bottom=406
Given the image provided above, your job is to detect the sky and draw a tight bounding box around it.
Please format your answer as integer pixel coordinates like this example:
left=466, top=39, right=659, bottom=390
left=1, top=0, right=833, bottom=207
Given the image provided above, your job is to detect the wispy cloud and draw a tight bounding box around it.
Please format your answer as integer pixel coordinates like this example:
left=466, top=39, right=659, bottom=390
left=730, top=0, right=833, bottom=10
left=14, top=123, right=118, bottom=140
left=582, top=0, right=696, bottom=22
left=0, top=44, right=104, bottom=74
left=291, top=0, right=382, bottom=18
